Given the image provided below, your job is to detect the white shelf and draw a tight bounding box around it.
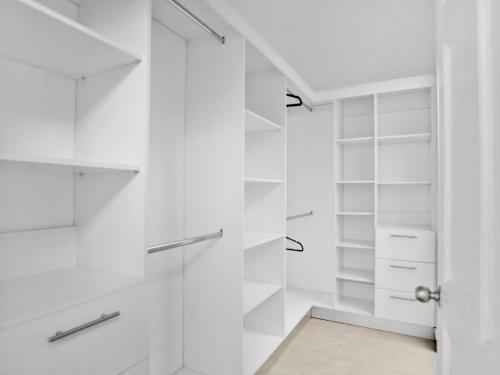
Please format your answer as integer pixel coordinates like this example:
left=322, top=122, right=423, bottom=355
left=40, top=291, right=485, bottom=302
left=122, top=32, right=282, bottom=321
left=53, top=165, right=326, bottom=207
left=336, top=296, right=374, bottom=316
left=336, top=211, right=374, bottom=216
left=245, top=177, right=283, bottom=185
left=174, top=369, right=205, bottom=375
left=336, top=136, right=373, bottom=146
left=244, top=232, right=284, bottom=250
left=377, top=181, right=432, bottom=185
left=337, top=268, right=374, bottom=284
left=243, top=281, right=281, bottom=315
left=0, top=153, right=140, bottom=173
left=245, top=109, right=283, bottom=132
left=285, top=288, right=333, bottom=335
left=377, top=133, right=432, bottom=145
left=0, top=266, right=144, bottom=329
left=336, top=239, right=374, bottom=250
left=243, top=329, right=282, bottom=375
left=336, top=180, right=374, bottom=184
left=0, top=0, right=141, bottom=78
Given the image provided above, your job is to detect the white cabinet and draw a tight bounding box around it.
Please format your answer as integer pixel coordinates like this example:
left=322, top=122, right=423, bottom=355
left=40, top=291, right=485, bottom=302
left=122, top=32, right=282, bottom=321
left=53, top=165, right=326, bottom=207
left=375, top=289, right=435, bottom=327
left=0, top=285, right=149, bottom=375
left=375, top=259, right=435, bottom=292
left=376, top=227, right=436, bottom=263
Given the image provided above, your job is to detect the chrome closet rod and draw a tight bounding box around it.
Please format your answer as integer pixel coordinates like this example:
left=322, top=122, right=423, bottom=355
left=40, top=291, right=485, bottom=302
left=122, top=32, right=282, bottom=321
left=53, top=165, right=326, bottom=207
left=287, top=211, right=314, bottom=221
left=147, top=229, right=223, bottom=254
left=168, top=0, right=225, bottom=44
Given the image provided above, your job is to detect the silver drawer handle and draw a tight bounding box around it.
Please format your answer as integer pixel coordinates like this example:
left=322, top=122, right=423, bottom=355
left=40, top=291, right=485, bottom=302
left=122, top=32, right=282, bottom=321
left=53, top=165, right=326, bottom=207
left=48, top=311, right=120, bottom=342
left=390, top=234, right=418, bottom=239
left=390, top=265, right=417, bottom=270
left=390, top=296, right=416, bottom=302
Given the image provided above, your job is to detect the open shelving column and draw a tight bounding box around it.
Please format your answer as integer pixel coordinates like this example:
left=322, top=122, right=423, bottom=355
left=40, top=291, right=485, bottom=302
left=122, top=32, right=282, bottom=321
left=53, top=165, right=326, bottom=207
left=0, top=0, right=149, bottom=331
left=243, top=64, right=287, bottom=375
left=334, top=96, right=376, bottom=316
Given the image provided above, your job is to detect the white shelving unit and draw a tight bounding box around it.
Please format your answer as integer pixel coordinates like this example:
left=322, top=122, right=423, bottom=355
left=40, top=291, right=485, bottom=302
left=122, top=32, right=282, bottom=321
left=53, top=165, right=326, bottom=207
left=242, top=60, right=287, bottom=374
left=333, top=86, right=436, bottom=319
left=0, top=1, right=150, bottom=374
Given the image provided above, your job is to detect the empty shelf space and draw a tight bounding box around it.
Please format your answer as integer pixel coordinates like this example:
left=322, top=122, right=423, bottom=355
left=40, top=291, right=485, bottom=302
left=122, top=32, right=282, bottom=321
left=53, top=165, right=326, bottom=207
left=0, top=153, right=140, bottom=173
left=0, top=265, right=145, bottom=329
left=336, top=239, right=374, bottom=250
left=336, top=296, right=374, bottom=316
left=245, top=177, right=283, bottom=184
left=0, top=0, right=141, bottom=78
left=285, top=288, right=333, bottom=335
left=243, top=329, right=282, bottom=375
left=377, top=133, right=432, bottom=145
left=243, top=281, right=281, bottom=315
left=336, top=180, right=374, bottom=184
left=336, top=137, right=373, bottom=146
left=244, top=232, right=284, bottom=250
left=336, top=211, right=374, bottom=216
left=174, top=369, right=205, bottom=375
left=377, top=181, right=432, bottom=185
left=245, top=109, right=283, bottom=132
left=337, top=268, right=375, bottom=284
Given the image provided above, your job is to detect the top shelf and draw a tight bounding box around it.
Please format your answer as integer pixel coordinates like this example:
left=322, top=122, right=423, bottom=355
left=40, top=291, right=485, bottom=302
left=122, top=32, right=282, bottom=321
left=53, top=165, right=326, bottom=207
left=245, top=109, right=283, bottom=133
left=0, top=0, right=142, bottom=79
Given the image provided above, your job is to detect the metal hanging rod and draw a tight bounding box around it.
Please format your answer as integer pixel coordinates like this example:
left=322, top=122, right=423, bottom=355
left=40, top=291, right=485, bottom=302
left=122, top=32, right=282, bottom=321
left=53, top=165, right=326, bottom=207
left=148, top=229, right=223, bottom=254
left=168, top=0, right=225, bottom=44
left=287, top=211, right=314, bottom=221
left=286, top=89, right=313, bottom=112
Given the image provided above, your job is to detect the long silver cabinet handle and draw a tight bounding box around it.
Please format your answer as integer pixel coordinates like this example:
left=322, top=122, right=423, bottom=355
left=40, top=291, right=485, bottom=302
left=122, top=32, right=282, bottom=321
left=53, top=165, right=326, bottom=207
left=390, top=265, right=417, bottom=270
left=48, top=311, right=120, bottom=342
left=390, top=296, right=416, bottom=302
left=390, top=234, right=418, bottom=239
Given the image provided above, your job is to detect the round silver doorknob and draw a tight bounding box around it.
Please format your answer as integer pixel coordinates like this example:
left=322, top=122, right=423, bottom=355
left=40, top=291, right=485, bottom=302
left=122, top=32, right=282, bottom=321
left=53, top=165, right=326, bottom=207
left=415, top=286, right=441, bottom=304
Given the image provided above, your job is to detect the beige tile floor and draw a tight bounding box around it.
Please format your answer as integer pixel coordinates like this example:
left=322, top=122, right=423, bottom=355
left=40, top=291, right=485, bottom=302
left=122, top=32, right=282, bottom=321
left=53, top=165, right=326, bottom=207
left=258, top=318, right=435, bottom=375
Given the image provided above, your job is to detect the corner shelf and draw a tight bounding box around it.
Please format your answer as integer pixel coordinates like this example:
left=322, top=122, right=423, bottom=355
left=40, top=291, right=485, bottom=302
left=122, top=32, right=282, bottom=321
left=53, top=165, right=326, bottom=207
left=0, top=153, right=140, bottom=173
left=336, top=268, right=374, bottom=284
left=336, top=211, right=374, bottom=216
left=243, top=281, right=281, bottom=315
left=0, top=0, right=141, bottom=79
left=0, top=266, right=144, bottom=329
left=243, top=232, right=284, bottom=250
left=377, top=133, right=431, bottom=145
left=245, top=109, right=283, bottom=133
left=336, top=136, right=373, bottom=146
left=244, top=177, right=283, bottom=185
left=336, top=239, right=374, bottom=250
left=336, top=180, right=374, bottom=184
left=336, top=296, right=374, bottom=316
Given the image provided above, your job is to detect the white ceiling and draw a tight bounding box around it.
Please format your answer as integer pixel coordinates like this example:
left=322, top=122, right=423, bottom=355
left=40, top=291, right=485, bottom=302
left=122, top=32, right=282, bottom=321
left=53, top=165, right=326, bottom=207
left=230, top=0, right=436, bottom=91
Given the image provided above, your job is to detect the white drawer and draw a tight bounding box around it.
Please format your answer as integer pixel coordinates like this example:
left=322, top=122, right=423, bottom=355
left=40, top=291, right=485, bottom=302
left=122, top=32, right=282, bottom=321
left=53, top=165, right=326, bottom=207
left=375, top=288, right=435, bottom=326
left=376, top=227, right=435, bottom=263
left=0, top=284, right=149, bottom=375
left=376, top=259, right=435, bottom=292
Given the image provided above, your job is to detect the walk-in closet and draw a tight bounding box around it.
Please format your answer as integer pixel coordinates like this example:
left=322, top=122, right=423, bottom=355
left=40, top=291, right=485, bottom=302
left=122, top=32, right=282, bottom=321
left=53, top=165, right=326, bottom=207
left=2, top=1, right=500, bottom=375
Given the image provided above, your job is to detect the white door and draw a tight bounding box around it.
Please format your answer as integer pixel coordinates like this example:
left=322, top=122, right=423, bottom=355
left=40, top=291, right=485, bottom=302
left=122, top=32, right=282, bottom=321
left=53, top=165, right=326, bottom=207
left=421, top=0, right=500, bottom=374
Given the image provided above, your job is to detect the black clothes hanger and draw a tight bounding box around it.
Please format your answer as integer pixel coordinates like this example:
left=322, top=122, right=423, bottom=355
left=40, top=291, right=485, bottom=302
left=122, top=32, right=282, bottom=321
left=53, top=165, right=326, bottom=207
left=286, top=236, right=304, bottom=252
left=286, top=93, right=303, bottom=108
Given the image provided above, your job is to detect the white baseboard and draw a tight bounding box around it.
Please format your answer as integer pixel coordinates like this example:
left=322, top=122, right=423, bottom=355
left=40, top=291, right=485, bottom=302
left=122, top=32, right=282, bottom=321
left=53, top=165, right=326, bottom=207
left=312, top=306, right=436, bottom=340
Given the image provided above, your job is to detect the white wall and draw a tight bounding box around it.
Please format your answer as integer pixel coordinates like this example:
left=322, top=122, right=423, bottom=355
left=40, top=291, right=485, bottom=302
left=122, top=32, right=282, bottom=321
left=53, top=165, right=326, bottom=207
left=147, top=20, right=186, bottom=375
left=286, top=105, right=335, bottom=293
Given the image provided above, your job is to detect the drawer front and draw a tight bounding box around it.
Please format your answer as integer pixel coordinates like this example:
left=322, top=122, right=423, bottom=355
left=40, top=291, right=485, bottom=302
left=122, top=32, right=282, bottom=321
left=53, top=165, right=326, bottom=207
left=375, top=289, right=435, bottom=326
left=0, top=284, right=149, bottom=375
left=376, top=259, right=435, bottom=292
left=376, top=228, right=435, bottom=263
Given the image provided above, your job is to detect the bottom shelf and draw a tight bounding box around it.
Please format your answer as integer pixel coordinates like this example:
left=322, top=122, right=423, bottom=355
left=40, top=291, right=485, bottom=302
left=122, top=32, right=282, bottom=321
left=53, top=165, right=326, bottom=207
left=285, top=288, right=333, bottom=335
left=0, top=265, right=144, bottom=329
left=336, top=296, right=374, bottom=316
left=243, top=329, right=282, bottom=375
